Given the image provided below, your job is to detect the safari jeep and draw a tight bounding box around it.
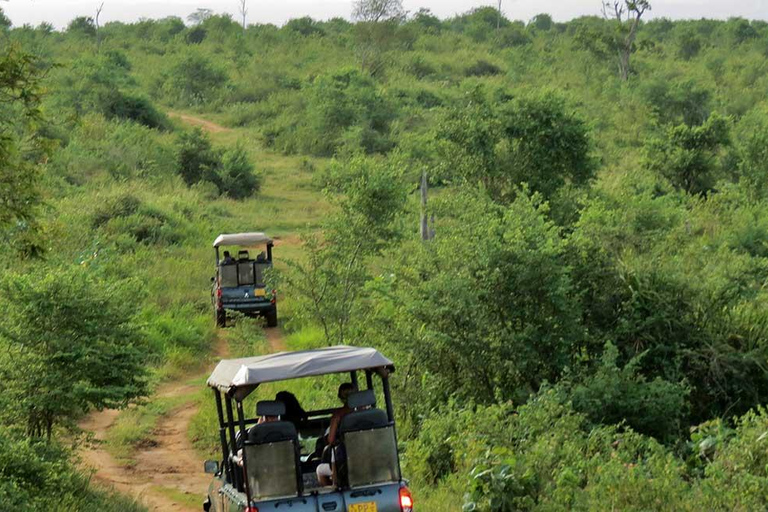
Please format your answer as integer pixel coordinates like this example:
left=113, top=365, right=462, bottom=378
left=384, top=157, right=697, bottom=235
left=203, top=346, right=414, bottom=512
left=212, top=232, right=277, bottom=328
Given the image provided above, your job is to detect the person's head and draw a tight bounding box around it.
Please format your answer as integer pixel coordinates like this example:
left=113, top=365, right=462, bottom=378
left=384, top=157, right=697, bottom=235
left=276, top=391, right=305, bottom=419
left=337, top=383, right=355, bottom=405
left=223, top=250, right=231, bottom=258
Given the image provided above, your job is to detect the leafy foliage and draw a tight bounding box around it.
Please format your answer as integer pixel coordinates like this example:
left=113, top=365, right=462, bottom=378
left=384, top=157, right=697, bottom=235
left=0, top=267, right=149, bottom=439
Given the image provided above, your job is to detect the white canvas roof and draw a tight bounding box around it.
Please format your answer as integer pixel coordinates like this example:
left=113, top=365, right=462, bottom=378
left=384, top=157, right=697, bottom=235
left=208, top=346, right=395, bottom=399
left=213, top=232, right=273, bottom=248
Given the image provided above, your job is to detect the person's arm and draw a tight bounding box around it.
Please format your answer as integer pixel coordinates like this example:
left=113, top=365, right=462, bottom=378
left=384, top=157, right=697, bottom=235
left=327, top=412, right=341, bottom=445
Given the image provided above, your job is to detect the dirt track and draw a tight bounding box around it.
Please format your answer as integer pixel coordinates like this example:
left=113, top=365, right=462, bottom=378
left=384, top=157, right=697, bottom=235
left=79, top=328, right=287, bottom=511
left=167, top=112, right=231, bottom=133
left=78, top=111, right=293, bottom=510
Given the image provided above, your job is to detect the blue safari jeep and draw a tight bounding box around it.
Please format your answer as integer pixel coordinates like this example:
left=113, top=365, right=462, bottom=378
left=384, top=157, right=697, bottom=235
left=203, top=346, right=414, bottom=512
left=212, top=233, right=277, bottom=328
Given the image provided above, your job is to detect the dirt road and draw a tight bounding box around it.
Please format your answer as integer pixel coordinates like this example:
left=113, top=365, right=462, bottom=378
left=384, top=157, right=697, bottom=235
left=167, top=112, right=231, bottom=133
left=79, top=328, right=287, bottom=511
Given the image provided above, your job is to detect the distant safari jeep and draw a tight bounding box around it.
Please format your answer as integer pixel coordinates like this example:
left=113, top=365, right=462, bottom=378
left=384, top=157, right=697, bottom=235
left=212, top=232, right=277, bottom=328
left=202, top=346, right=413, bottom=512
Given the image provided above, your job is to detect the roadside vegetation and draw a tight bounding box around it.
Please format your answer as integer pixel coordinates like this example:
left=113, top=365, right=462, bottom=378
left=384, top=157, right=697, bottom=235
left=3, top=1, right=768, bottom=510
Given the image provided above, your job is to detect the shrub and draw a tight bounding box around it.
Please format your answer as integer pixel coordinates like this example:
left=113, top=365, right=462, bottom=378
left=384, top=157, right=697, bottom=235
left=176, top=128, right=222, bottom=187
left=175, top=129, right=260, bottom=199
left=219, top=144, right=262, bottom=199
left=464, top=60, right=503, bottom=77
left=566, top=342, right=690, bottom=443
left=104, top=93, right=170, bottom=130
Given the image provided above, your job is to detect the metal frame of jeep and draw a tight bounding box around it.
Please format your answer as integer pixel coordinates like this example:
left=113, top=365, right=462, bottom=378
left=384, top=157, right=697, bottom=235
left=203, top=346, right=414, bottom=512
left=212, top=232, right=277, bottom=328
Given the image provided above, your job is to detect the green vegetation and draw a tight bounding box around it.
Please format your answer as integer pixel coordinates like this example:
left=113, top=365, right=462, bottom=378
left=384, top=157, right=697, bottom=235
left=3, top=1, right=768, bottom=510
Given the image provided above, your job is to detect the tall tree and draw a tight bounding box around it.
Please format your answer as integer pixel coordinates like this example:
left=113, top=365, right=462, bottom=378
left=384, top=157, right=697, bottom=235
left=602, top=0, right=651, bottom=81
left=187, top=8, right=213, bottom=25
left=352, top=0, right=404, bottom=22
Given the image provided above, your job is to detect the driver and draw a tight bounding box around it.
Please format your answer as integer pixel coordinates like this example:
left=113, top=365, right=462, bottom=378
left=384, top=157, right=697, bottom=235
left=221, top=251, right=235, bottom=265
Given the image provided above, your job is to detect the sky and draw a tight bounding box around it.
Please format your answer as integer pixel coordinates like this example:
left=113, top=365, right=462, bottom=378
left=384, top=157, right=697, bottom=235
left=2, top=0, right=768, bottom=29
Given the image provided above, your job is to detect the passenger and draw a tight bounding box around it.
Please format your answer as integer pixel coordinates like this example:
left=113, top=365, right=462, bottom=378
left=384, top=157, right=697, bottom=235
left=316, top=382, right=355, bottom=486
left=276, top=391, right=306, bottom=428
left=234, top=406, right=280, bottom=466
left=221, top=251, right=235, bottom=265
left=256, top=251, right=267, bottom=263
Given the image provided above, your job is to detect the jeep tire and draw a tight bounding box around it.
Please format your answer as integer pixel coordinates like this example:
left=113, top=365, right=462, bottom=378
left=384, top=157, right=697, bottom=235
left=215, top=309, right=226, bottom=328
left=266, top=306, right=278, bottom=328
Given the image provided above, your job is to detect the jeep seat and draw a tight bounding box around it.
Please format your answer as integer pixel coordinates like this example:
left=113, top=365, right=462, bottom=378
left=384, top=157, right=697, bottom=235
left=339, top=390, right=389, bottom=433
left=244, top=401, right=302, bottom=500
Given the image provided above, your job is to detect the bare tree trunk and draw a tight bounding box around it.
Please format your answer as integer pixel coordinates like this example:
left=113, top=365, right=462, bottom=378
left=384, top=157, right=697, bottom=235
left=239, top=0, right=248, bottom=31
left=497, top=0, right=503, bottom=30
left=95, top=2, right=104, bottom=53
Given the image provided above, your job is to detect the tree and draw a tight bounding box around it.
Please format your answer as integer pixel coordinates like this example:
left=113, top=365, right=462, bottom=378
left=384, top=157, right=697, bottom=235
left=0, top=45, right=44, bottom=254
left=352, top=0, right=406, bottom=75
left=530, top=13, right=553, bottom=31
left=602, top=0, right=652, bottom=81
left=288, top=155, right=408, bottom=345
left=0, top=268, right=149, bottom=439
left=67, top=16, right=97, bottom=38
left=377, top=189, right=584, bottom=404
left=352, top=0, right=404, bottom=23
left=645, top=115, right=730, bottom=195
left=161, top=52, right=228, bottom=105
left=0, top=6, right=10, bottom=30
left=187, top=8, right=213, bottom=25
left=438, top=89, right=595, bottom=202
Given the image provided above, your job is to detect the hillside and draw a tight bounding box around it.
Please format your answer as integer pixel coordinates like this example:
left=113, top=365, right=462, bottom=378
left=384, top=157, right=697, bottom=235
left=2, top=3, right=768, bottom=511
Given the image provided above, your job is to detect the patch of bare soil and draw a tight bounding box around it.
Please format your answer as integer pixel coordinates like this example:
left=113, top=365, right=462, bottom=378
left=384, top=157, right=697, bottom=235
left=167, top=112, right=231, bottom=133
left=79, top=391, right=205, bottom=512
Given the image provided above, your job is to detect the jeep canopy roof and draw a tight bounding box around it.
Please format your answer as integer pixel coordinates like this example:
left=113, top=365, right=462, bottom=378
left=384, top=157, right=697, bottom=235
left=207, top=346, right=395, bottom=400
left=213, top=232, right=273, bottom=248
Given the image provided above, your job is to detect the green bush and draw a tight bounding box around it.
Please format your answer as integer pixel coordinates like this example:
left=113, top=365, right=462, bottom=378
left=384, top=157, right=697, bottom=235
left=219, top=144, right=262, bottom=199
left=175, top=129, right=260, bottom=199
left=0, top=432, right=146, bottom=511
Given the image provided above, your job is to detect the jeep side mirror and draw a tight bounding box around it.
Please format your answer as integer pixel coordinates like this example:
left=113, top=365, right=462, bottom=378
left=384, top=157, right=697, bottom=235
left=204, top=460, right=219, bottom=475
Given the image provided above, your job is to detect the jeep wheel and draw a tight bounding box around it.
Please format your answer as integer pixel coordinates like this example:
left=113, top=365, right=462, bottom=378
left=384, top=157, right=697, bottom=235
left=266, top=307, right=278, bottom=328
left=215, top=309, right=226, bottom=328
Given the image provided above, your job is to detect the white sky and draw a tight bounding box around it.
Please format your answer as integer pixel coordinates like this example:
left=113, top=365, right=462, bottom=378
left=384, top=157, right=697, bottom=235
left=2, top=0, right=768, bottom=29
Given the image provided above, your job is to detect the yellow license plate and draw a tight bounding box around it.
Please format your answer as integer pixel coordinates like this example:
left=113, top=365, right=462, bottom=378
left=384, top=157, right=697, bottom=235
left=349, top=503, right=377, bottom=512
left=254, top=288, right=266, bottom=297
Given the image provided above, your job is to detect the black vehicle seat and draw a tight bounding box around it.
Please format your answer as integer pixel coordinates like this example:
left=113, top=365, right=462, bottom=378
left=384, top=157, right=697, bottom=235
left=339, top=390, right=389, bottom=433
left=238, top=250, right=250, bottom=261
left=244, top=401, right=302, bottom=499
left=248, top=401, right=297, bottom=444
left=336, top=390, right=390, bottom=488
